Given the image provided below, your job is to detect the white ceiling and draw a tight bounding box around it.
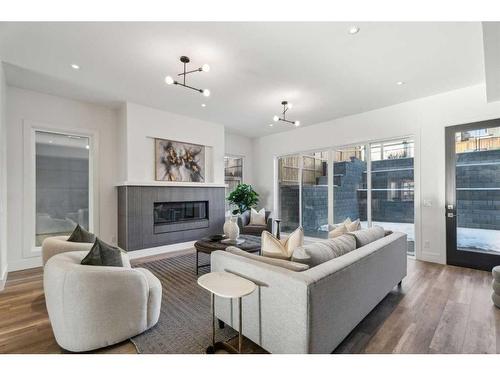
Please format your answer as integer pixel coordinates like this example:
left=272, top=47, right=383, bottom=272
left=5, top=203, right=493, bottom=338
left=0, top=22, right=485, bottom=138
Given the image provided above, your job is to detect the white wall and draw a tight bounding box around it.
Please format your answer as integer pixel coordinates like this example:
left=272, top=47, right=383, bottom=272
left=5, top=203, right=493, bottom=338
left=253, top=84, right=500, bottom=265
left=225, top=132, right=254, bottom=186
left=0, top=63, right=7, bottom=288
left=123, top=102, right=225, bottom=184
left=6, top=87, right=119, bottom=271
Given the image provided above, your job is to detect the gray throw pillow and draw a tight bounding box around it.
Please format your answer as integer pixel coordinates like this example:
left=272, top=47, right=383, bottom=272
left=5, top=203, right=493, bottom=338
left=349, top=226, right=385, bottom=248
left=292, top=234, right=356, bottom=267
left=81, top=238, right=123, bottom=267
left=226, top=246, right=309, bottom=272
left=67, top=224, right=96, bottom=243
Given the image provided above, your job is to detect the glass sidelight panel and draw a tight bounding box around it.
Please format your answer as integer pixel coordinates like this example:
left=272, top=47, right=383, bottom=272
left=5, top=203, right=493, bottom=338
left=35, top=131, right=90, bottom=246
left=333, top=145, right=367, bottom=229
left=370, top=140, right=415, bottom=255
left=301, top=152, right=329, bottom=238
left=455, top=128, right=500, bottom=254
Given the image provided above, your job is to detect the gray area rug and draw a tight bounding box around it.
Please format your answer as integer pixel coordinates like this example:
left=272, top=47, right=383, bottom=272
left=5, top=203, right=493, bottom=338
left=130, top=252, right=237, bottom=354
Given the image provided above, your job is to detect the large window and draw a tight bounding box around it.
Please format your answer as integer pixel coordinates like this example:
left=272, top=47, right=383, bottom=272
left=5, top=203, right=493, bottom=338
left=276, top=138, right=415, bottom=255
left=224, top=156, right=243, bottom=211
left=35, top=131, right=91, bottom=246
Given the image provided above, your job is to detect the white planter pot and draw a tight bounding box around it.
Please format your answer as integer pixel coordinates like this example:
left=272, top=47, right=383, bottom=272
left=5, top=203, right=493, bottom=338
left=223, top=216, right=240, bottom=241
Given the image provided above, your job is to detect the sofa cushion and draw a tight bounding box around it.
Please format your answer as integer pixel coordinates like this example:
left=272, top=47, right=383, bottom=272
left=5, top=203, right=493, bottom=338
left=346, top=219, right=361, bottom=232
left=292, top=234, right=356, bottom=267
left=67, top=224, right=96, bottom=243
left=226, top=246, right=309, bottom=272
left=349, top=226, right=385, bottom=248
left=81, top=238, right=123, bottom=267
left=261, top=227, right=304, bottom=260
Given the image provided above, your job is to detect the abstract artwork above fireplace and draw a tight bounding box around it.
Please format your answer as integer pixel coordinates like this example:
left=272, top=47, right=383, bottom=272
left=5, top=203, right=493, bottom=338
left=155, top=138, right=205, bottom=182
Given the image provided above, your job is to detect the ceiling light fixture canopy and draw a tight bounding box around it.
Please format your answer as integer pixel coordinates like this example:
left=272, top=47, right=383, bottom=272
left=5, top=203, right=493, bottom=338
left=164, top=56, right=210, bottom=96
left=273, top=101, right=300, bottom=127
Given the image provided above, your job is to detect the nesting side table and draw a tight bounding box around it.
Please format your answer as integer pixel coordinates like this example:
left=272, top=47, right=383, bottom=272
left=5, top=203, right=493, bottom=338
left=197, top=272, right=256, bottom=354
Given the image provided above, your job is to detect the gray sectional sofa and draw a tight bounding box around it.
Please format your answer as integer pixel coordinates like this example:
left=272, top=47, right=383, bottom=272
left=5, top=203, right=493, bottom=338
left=210, top=230, right=407, bottom=353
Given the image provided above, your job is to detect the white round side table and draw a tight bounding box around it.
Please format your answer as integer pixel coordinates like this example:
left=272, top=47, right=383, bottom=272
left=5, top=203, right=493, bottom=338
left=197, top=271, right=256, bottom=354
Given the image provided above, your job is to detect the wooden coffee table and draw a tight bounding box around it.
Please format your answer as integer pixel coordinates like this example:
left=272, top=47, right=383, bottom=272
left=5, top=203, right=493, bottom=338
left=194, top=234, right=261, bottom=274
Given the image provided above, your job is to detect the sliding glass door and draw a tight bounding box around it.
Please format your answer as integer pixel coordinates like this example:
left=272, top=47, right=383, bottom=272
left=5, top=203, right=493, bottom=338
left=370, top=140, right=415, bottom=255
left=276, top=137, right=415, bottom=255
left=278, top=154, right=301, bottom=233
left=333, top=145, right=367, bottom=229
left=301, top=152, right=328, bottom=238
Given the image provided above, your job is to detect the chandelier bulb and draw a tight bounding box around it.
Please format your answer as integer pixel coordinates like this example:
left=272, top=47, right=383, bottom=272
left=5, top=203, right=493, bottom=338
left=294, top=121, right=300, bottom=127
left=202, top=89, right=211, bottom=97
left=273, top=115, right=279, bottom=122
left=201, top=64, right=210, bottom=72
left=165, top=75, right=174, bottom=85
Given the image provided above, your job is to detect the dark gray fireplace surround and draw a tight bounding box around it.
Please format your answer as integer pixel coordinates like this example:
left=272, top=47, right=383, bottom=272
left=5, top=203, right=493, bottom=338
left=117, top=184, right=225, bottom=251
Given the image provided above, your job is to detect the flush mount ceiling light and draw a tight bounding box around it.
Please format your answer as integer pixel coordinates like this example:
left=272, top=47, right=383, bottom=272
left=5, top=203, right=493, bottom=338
left=164, top=56, right=210, bottom=97
left=348, top=26, right=360, bottom=35
left=273, top=101, right=300, bottom=127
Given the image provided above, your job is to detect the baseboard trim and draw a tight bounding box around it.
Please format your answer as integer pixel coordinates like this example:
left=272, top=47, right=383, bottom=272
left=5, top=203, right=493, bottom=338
left=127, top=241, right=196, bottom=260
left=0, top=264, right=7, bottom=291
left=8, top=257, right=43, bottom=272
left=419, top=251, right=444, bottom=265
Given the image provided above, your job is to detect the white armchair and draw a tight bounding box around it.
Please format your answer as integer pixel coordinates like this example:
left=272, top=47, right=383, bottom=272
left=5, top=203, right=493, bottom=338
left=41, top=235, right=93, bottom=265
left=44, top=251, right=161, bottom=352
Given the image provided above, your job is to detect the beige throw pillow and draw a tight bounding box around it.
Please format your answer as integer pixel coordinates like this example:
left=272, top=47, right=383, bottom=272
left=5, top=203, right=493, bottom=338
left=347, top=219, right=361, bottom=232
left=262, top=227, right=304, bottom=260
left=249, top=208, right=266, bottom=225
left=328, top=224, right=348, bottom=238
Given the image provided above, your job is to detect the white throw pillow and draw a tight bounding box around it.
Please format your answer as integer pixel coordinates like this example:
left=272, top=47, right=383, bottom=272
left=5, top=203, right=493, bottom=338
left=261, top=227, right=304, bottom=260
left=249, top=208, right=266, bottom=225
left=347, top=219, right=361, bottom=232
left=328, top=223, right=348, bottom=238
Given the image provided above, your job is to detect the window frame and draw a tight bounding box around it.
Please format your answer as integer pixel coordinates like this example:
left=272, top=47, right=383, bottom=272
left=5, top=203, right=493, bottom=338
left=22, top=120, right=99, bottom=258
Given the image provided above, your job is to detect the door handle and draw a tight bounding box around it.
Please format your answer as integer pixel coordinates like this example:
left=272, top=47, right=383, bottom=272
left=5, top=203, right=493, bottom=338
left=446, top=213, right=457, bottom=218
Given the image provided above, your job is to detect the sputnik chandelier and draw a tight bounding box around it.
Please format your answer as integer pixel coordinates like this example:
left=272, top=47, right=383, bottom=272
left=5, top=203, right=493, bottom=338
left=273, top=101, right=300, bottom=126
left=165, top=56, right=210, bottom=97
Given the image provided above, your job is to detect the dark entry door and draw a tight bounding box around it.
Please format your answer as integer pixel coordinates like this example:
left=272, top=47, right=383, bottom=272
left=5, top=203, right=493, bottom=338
left=445, top=119, right=500, bottom=271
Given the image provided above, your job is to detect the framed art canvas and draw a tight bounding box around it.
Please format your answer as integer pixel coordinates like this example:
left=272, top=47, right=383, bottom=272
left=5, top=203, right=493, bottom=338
left=155, top=138, right=205, bottom=182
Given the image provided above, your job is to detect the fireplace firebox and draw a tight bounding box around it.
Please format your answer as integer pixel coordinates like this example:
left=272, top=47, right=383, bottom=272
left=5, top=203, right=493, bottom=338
left=153, top=201, right=209, bottom=234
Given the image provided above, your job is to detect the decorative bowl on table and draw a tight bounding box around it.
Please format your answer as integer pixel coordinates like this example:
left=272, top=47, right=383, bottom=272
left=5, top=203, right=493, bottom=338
left=208, top=234, right=225, bottom=242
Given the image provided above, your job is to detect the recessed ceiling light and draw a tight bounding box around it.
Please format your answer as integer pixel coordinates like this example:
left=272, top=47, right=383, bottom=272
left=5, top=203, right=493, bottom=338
left=71, top=64, right=80, bottom=70
left=201, top=103, right=206, bottom=107
left=348, top=26, right=360, bottom=35
left=85, top=145, right=90, bottom=149
left=396, top=81, right=405, bottom=85
left=269, top=124, right=273, bottom=127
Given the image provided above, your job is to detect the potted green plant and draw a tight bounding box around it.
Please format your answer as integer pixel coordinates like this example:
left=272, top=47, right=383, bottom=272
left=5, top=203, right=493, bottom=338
left=226, top=183, right=259, bottom=215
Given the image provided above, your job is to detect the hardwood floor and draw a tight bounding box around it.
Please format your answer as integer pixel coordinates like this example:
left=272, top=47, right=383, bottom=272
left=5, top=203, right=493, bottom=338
left=0, top=253, right=498, bottom=354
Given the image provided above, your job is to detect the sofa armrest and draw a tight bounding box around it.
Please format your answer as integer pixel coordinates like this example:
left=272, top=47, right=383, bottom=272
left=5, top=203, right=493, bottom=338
left=134, top=268, right=162, bottom=329
left=266, top=217, right=273, bottom=233
left=210, top=250, right=311, bottom=353
left=302, top=232, right=408, bottom=353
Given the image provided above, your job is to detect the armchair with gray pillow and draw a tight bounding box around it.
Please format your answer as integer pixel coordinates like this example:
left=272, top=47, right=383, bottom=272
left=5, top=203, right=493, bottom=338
left=237, top=210, right=273, bottom=236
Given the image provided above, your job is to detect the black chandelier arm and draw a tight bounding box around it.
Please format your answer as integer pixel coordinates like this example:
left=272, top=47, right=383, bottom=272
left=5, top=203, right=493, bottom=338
left=278, top=118, right=296, bottom=125
left=174, top=82, right=204, bottom=93
left=177, top=67, right=204, bottom=76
